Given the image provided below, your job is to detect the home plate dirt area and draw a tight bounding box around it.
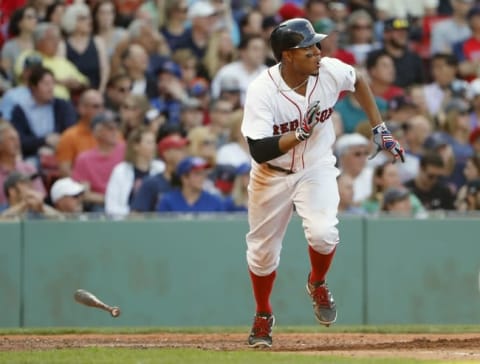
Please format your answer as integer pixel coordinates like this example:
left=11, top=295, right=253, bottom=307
left=2, top=333, right=480, bottom=361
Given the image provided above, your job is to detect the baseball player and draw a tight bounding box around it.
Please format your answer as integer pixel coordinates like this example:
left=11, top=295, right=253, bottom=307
left=241, top=18, right=404, bottom=348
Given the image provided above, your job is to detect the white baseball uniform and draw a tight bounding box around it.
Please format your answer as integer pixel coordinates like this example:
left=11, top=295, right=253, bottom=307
left=241, top=57, right=356, bottom=276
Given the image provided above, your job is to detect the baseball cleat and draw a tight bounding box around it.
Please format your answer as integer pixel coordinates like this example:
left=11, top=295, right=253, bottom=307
left=306, top=277, right=337, bottom=326
left=247, top=313, right=275, bottom=348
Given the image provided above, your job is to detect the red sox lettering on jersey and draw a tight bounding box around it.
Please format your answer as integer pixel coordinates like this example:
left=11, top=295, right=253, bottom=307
left=272, top=108, right=333, bottom=135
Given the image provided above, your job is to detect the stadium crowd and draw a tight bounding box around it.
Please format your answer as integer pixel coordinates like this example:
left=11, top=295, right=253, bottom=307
left=1, top=0, right=480, bottom=219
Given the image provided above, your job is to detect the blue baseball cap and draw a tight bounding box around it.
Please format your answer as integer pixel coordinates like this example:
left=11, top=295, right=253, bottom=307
left=176, top=156, right=210, bottom=176
left=235, top=163, right=251, bottom=175
left=155, top=60, right=182, bottom=78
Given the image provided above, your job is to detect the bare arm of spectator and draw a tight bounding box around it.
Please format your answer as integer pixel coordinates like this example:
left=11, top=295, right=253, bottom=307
left=94, top=36, right=110, bottom=94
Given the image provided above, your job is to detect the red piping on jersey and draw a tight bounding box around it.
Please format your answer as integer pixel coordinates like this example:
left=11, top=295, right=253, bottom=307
left=301, top=74, right=319, bottom=169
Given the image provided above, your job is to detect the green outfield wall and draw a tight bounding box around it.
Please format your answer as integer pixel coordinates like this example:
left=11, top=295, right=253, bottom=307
left=0, top=216, right=479, bottom=327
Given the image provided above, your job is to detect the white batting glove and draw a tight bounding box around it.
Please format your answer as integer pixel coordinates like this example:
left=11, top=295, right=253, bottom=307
left=295, top=101, right=322, bottom=141
left=370, top=122, right=405, bottom=163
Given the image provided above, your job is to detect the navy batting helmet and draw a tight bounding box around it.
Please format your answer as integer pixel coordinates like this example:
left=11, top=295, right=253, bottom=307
left=270, top=18, right=327, bottom=62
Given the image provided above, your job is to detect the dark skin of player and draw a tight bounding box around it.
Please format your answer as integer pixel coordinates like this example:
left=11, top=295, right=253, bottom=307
left=276, top=44, right=386, bottom=158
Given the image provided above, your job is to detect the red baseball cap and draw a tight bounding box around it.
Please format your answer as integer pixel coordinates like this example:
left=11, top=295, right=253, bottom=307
left=157, top=134, right=189, bottom=157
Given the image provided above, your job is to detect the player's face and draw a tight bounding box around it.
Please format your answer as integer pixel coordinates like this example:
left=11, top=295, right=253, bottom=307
left=290, top=44, right=322, bottom=76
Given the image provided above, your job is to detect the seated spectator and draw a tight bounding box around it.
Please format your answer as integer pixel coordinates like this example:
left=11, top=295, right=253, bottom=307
left=119, top=43, right=156, bottom=97
left=218, top=76, right=242, bottom=111
left=156, top=156, right=225, bottom=212
left=0, top=121, right=46, bottom=206
left=455, top=155, right=480, bottom=210
left=208, top=98, right=234, bottom=148
left=213, top=164, right=237, bottom=197
left=11, top=66, right=77, bottom=162
left=335, top=133, right=373, bottom=204
left=362, top=162, right=425, bottom=217
left=366, top=50, right=404, bottom=101
left=403, top=114, right=433, bottom=157
left=202, top=27, right=237, bottom=81
left=469, top=78, right=480, bottom=130
left=119, top=93, right=151, bottom=139
left=453, top=6, right=480, bottom=82
left=464, top=178, right=480, bottom=210
left=56, top=89, right=105, bottom=177
left=179, top=99, right=204, bottom=132
left=386, top=95, right=419, bottom=124
left=313, top=18, right=356, bottom=66
left=337, top=172, right=366, bottom=215
left=104, top=73, right=133, bottom=113
left=49, top=177, right=85, bottom=214
left=160, top=0, right=189, bottom=52
left=344, top=9, right=379, bottom=66
left=105, top=126, right=164, bottom=216
left=381, top=187, right=414, bottom=217
left=404, top=152, right=456, bottom=210
left=0, top=171, right=60, bottom=218
left=0, top=54, right=42, bottom=121
left=59, top=3, right=109, bottom=92
left=216, top=109, right=250, bottom=167
left=14, top=23, right=89, bottom=100
left=72, top=111, right=125, bottom=212
left=131, top=134, right=189, bottom=212
left=224, top=162, right=250, bottom=212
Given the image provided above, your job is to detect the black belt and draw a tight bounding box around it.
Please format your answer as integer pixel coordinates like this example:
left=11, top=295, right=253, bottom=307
left=266, top=163, right=294, bottom=174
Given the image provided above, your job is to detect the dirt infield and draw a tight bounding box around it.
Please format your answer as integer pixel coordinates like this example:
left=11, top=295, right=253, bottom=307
left=2, top=333, right=480, bottom=361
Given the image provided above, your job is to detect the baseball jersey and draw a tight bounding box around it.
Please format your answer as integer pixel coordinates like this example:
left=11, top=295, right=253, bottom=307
left=241, top=57, right=356, bottom=172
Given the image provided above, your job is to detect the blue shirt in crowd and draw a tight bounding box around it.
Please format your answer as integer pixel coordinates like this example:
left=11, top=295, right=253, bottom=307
left=156, top=189, right=226, bottom=213
left=131, top=173, right=173, bottom=212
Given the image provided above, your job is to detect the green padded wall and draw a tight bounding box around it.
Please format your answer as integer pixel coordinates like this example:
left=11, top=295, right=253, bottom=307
left=365, top=218, right=480, bottom=324
left=0, top=221, right=22, bottom=327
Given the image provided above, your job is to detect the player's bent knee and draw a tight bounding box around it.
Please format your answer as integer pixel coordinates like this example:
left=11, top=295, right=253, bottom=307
left=307, top=225, right=339, bottom=254
left=310, top=240, right=337, bottom=255
left=247, top=250, right=279, bottom=276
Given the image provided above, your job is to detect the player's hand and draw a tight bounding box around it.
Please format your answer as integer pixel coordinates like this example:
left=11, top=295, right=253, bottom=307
left=295, top=101, right=322, bottom=141
left=370, top=122, right=405, bottom=163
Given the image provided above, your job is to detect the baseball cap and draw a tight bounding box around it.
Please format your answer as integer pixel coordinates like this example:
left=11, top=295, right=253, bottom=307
left=443, top=98, right=470, bottom=114
left=23, top=54, right=43, bottom=69
left=155, top=60, right=182, bottom=78
left=214, top=164, right=237, bottom=194
left=469, top=127, right=480, bottom=144
left=314, top=18, right=336, bottom=34
left=335, top=133, right=369, bottom=157
left=423, top=132, right=450, bottom=150
left=157, top=134, right=189, bottom=157
left=388, top=95, right=416, bottom=112
left=91, top=110, right=118, bottom=129
left=219, top=77, right=241, bottom=93
left=189, top=77, right=210, bottom=97
left=383, top=187, right=410, bottom=207
left=3, top=171, right=39, bottom=196
left=384, top=17, right=409, bottom=31
left=50, top=177, right=85, bottom=203
left=187, top=1, right=216, bottom=19
left=278, top=3, right=306, bottom=21
left=176, top=156, right=210, bottom=176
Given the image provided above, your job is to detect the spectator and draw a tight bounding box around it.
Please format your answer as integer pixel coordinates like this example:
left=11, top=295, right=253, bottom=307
left=224, top=162, right=250, bottom=212
left=91, top=0, right=127, bottom=59
left=188, top=126, right=217, bottom=168
left=403, top=114, right=433, bottom=157
left=366, top=50, right=404, bottom=101
left=60, top=3, right=109, bottom=93
left=211, top=34, right=268, bottom=105
left=131, top=133, right=188, bottom=212
left=11, top=66, right=77, bottom=161
left=156, top=156, right=225, bottom=212
left=202, top=27, right=237, bottom=81
left=455, top=154, right=480, bottom=210
left=404, top=152, right=456, bottom=209
left=468, top=77, right=480, bottom=130
left=362, top=161, right=425, bottom=216
left=137, top=0, right=167, bottom=30
left=119, top=93, right=151, bottom=139
left=463, top=178, right=480, bottom=210
left=49, top=177, right=85, bottom=213
left=172, top=49, right=200, bottom=88
left=176, top=1, right=218, bottom=59
left=208, top=98, right=234, bottom=148
left=0, top=171, right=60, bottom=218
left=424, top=53, right=467, bottom=117
left=105, top=126, right=164, bottom=216
left=160, top=0, right=189, bottom=52
left=0, top=54, right=42, bottom=121
left=337, top=173, right=366, bottom=215
left=374, top=0, right=438, bottom=19
left=0, top=5, right=37, bottom=81
left=381, top=186, right=415, bottom=217
left=367, top=17, right=424, bottom=88
left=216, top=109, right=250, bottom=167
left=104, top=73, right=132, bottom=113
left=44, top=1, right=65, bottom=28
left=344, top=9, right=379, bottom=66
left=120, top=43, right=156, bottom=97
left=14, top=23, right=89, bottom=100
left=0, top=121, right=46, bottom=206
left=431, top=0, right=473, bottom=54
left=56, top=89, right=105, bottom=177
left=179, top=99, right=205, bottom=132
left=217, top=76, right=242, bottom=111
left=387, top=95, right=419, bottom=124
left=454, top=6, right=480, bottom=81
left=239, top=9, right=263, bottom=40
left=335, top=133, right=373, bottom=204
left=149, top=60, right=188, bottom=125
left=313, top=18, right=356, bottom=66
left=304, top=0, right=328, bottom=24
left=72, top=110, right=125, bottom=211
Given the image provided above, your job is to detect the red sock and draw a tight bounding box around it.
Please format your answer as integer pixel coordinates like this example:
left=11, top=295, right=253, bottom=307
left=249, top=270, right=276, bottom=314
left=308, top=246, right=336, bottom=284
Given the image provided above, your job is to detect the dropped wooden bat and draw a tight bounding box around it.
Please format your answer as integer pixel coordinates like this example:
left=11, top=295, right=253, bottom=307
left=74, top=289, right=121, bottom=317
